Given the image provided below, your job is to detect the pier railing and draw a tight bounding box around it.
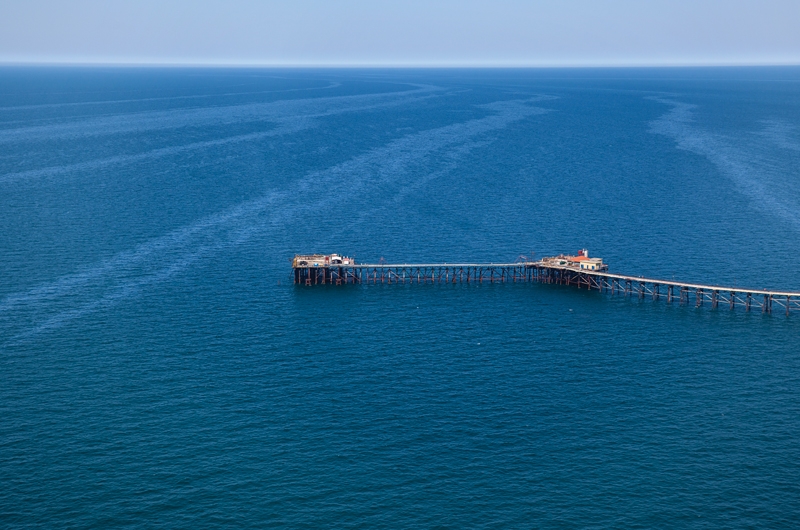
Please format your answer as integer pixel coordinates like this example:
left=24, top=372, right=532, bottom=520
left=292, top=262, right=800, bottom=315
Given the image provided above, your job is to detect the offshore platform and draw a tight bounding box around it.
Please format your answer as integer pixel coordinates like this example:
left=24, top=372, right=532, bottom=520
left=291, top=251, right=800, bottom=315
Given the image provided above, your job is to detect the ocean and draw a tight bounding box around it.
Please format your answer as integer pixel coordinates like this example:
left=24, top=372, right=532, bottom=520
left=1, top=67, right=800, bottom=527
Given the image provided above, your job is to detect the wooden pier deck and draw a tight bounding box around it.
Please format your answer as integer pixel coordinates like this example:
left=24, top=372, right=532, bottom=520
left=293, top=261, right=800, bottom=315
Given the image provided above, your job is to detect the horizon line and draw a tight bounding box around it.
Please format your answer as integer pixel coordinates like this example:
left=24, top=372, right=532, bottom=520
left=2, top=59, right=800, bottom=69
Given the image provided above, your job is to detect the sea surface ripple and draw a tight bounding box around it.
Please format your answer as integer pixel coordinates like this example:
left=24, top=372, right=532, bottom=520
left=1, top=67, right=800, bottom=528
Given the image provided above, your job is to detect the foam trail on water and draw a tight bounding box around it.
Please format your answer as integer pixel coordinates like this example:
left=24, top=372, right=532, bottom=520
left=758, top=120, right=800, bottom=153
left=0, top=91, right=440, bottom=185
left=0, top=191, right=286, bottom=315
left=0, top=128, right=304, bottom=185
left=649, top=97, right=800, bottom=231
left=0, top=82, right=342, bottom=112
left=0, top=97, right=553, bottom=345
left=0, top=85, right=438, bottom=144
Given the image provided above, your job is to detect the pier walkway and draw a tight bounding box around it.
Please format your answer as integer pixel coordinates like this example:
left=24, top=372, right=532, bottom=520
left=293, top=260, right=800, bottom=315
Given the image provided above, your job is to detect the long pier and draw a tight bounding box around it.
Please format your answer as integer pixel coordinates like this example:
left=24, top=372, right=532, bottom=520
left=293, top=260, right=800, bottom=315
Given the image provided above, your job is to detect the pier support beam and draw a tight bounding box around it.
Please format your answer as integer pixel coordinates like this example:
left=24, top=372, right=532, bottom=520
left=291, top=263, right=799, bottom=318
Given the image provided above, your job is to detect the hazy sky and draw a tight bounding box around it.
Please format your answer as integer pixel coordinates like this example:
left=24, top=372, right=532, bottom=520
left=1, top=0, right=798, bottom=66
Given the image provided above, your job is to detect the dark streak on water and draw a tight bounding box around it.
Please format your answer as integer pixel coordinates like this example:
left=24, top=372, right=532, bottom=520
left=1, top=67, right=800, bottom=528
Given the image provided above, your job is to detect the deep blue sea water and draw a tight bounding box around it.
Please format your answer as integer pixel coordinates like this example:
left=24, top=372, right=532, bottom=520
left=2, top=67, right=800, bottom=528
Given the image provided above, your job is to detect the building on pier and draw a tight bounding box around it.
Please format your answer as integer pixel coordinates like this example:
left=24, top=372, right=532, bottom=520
left=292, top=253, right=353, bottom=267
left=579, top=258, right=606, bottom=271
left=541, top=249, right=608, bottom=272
